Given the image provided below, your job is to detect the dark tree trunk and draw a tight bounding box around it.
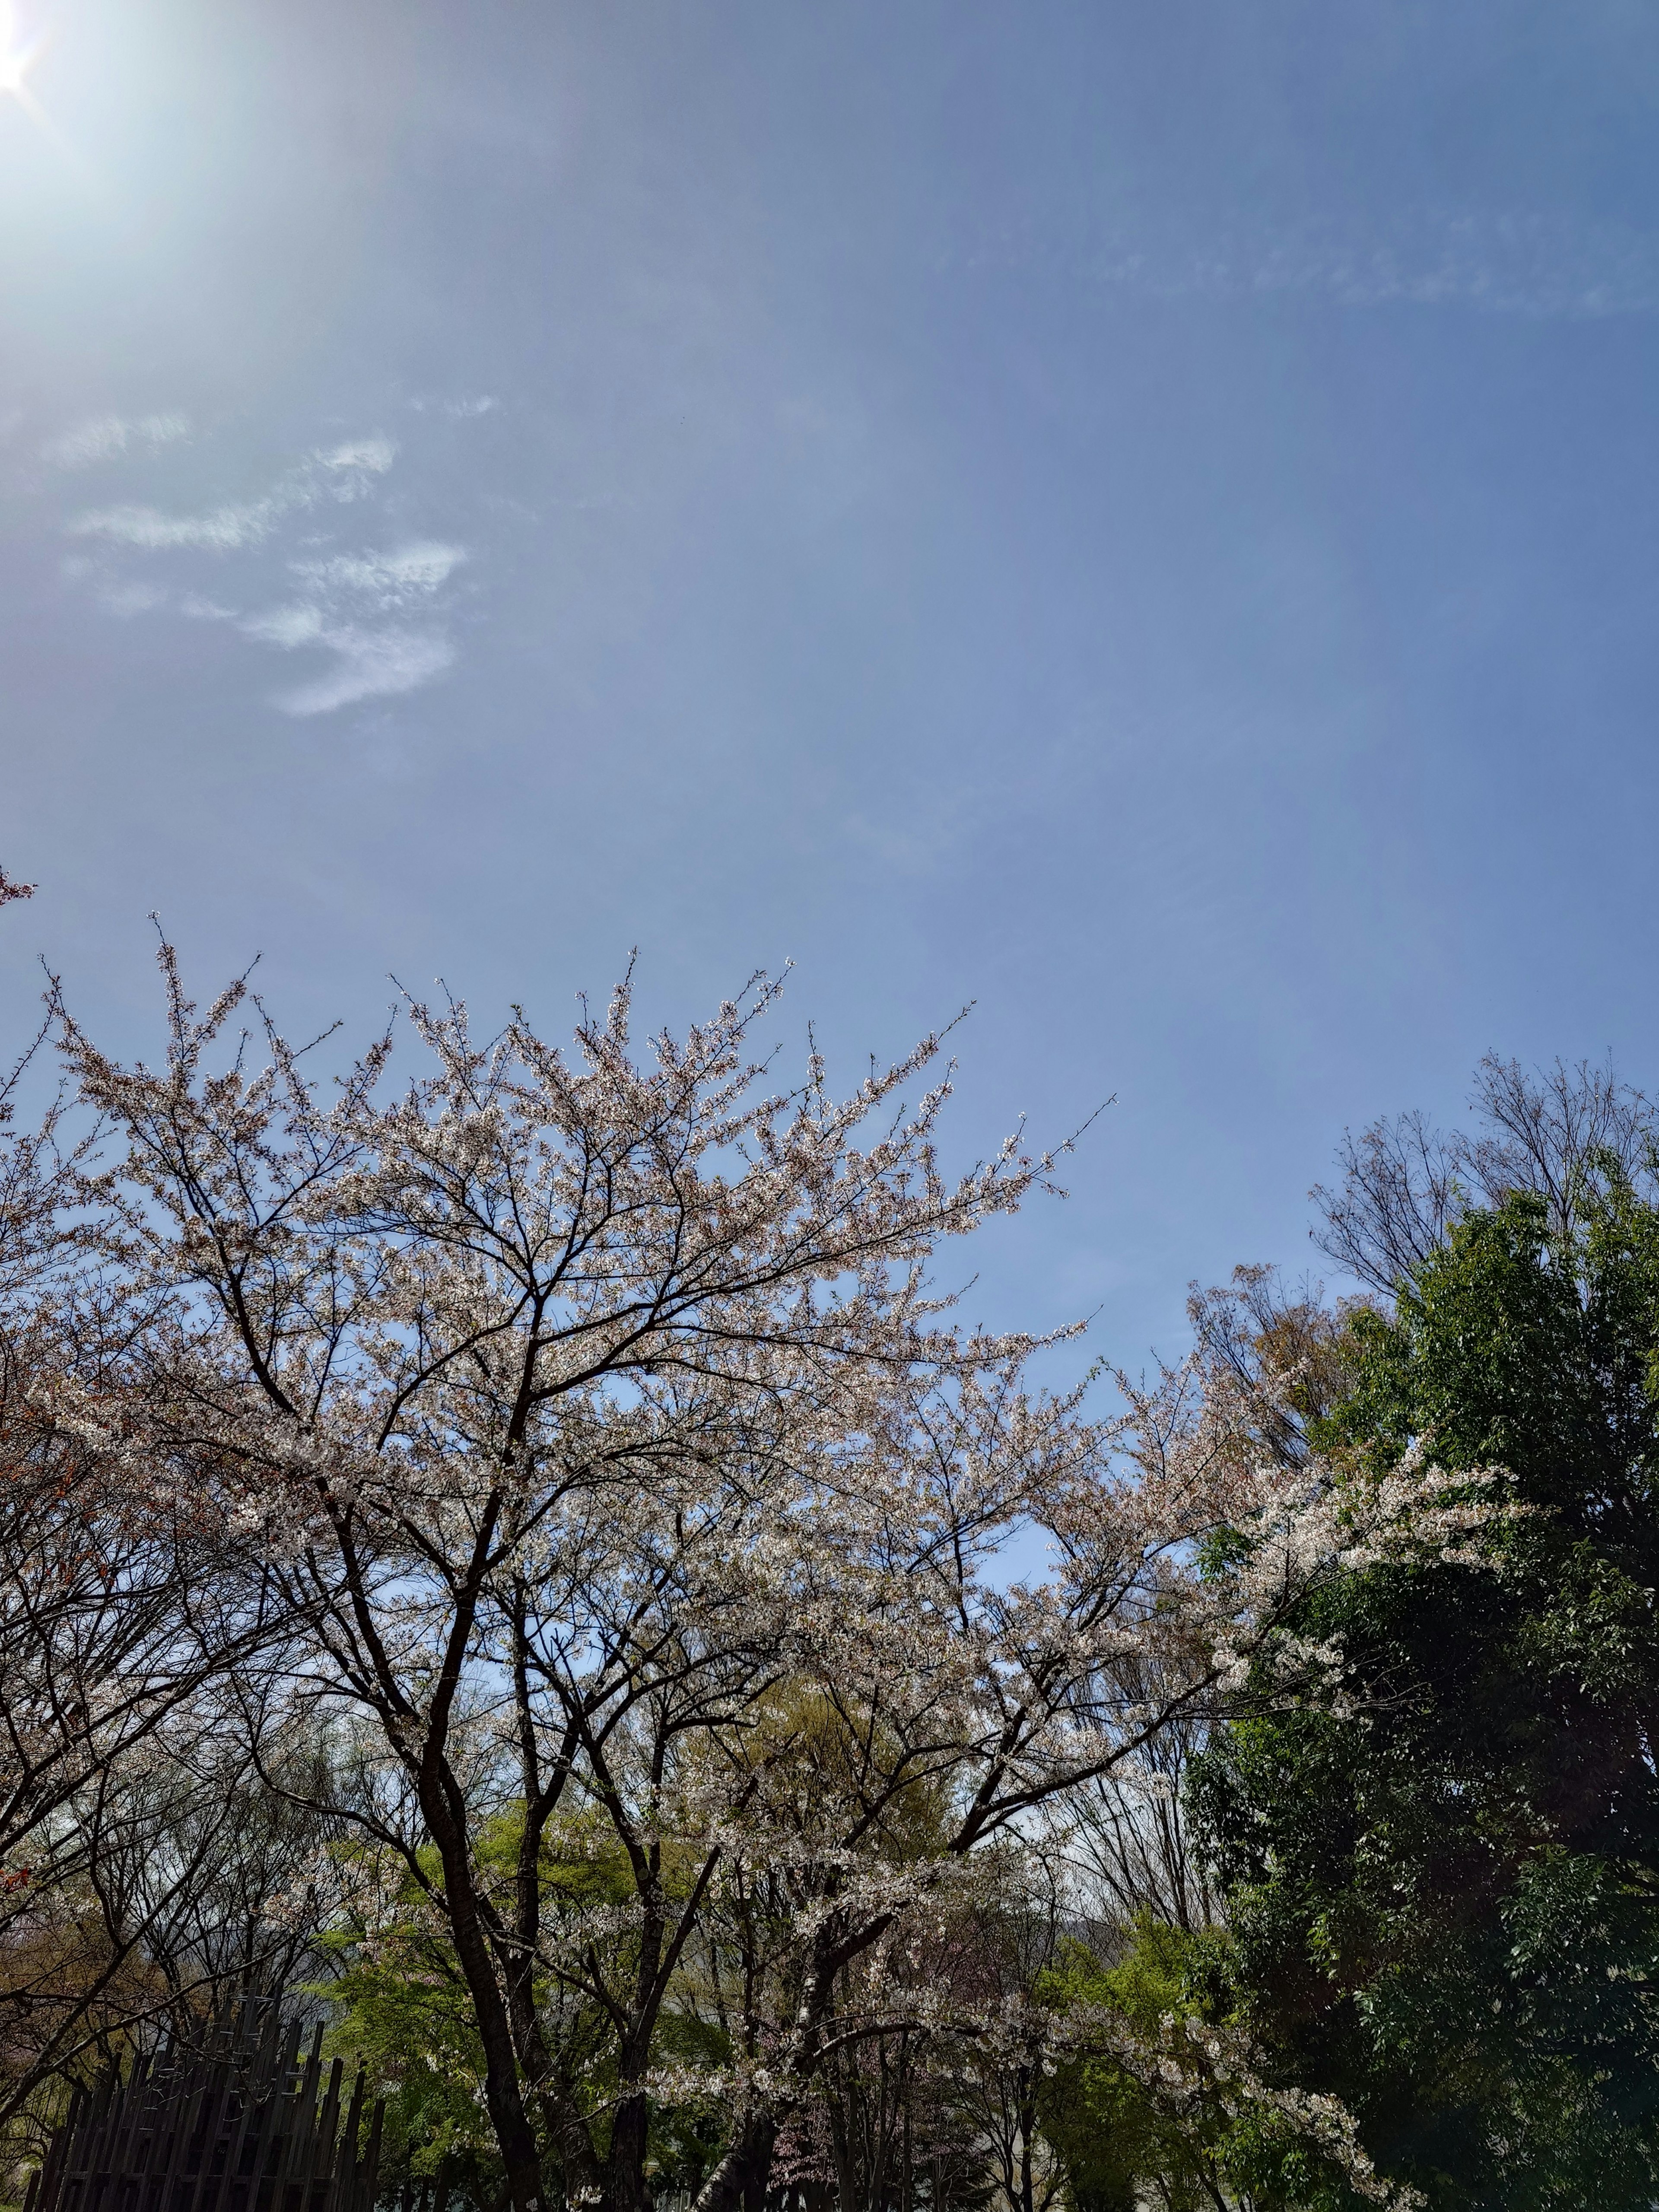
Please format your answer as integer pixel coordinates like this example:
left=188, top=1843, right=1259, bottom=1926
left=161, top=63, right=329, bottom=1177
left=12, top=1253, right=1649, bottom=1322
left=604, top=2090, right=652, bottom=2212
left=692, top=2114, right=779, bottom=2212
left=1017, top=2070, right=1035, bottom=2212
left=421, top=1783, right=549, bottom=2212
left=741, top=2117, right=777, bottom=2212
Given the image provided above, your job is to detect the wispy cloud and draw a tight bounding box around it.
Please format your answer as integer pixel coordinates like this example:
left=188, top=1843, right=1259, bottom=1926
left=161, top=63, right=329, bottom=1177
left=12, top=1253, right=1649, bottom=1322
left=268, top=627, right=457, bottom=717
left=1224, top=212, right=1659, bottom=318
left=74, top=499, right=280, bottom=553
left=410, top=393, right=500, bottom=419
left=99, top=580, right=170, bottom=617
left=60, top=426, right=469, bottom=715
left=289, top=540, right=466, bottom=607
left=241, top=538, right=467, bottom=715
left=69, top=439, right=396, bottom=554
left=952, top=208, right=1659, bottom=321
left=44, top=413, right=191, bottom=469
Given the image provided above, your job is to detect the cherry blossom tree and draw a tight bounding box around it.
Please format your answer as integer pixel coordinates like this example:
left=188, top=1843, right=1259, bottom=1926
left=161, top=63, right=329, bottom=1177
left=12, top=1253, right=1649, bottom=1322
left=57, top=947, right=1490, bottom=2212
left=0, top=894, right=301, bottom=2135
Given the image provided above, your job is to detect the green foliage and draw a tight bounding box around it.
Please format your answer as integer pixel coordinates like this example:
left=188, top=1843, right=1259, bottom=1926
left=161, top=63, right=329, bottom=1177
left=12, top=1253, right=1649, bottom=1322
left=321, top=1933, right=499, bottom=2208
left=317, top=1804, right=732, bottom=2208
left=1037, top=1920, right=1376, bottom=2212
left=1038, top=1921, right=1220, bottom=2212
left=1192, top=1187, right=1659, bottom=2209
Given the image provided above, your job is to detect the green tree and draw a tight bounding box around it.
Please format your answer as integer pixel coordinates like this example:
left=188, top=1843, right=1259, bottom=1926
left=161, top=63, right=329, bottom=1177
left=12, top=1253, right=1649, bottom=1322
left=1038, top=1920, right=1389, bottom=2212
left=1192, top=1176, right=1659, bottom=2208
left=321, top=1803, right=731, bottom=2212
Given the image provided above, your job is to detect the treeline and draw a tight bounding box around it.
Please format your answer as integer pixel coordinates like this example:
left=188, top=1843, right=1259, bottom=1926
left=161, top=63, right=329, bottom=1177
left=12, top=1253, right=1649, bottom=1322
left=0, top=918, right=1654, bottom=2212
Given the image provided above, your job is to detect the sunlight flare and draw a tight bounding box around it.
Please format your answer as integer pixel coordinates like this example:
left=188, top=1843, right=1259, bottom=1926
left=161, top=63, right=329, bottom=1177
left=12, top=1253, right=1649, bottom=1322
left=0, top=0, right=49, bottom=107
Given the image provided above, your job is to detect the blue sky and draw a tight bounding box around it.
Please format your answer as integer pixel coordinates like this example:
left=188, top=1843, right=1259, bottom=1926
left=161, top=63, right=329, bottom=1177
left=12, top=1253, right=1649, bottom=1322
left=3, top=0, right=1658, bottom=1361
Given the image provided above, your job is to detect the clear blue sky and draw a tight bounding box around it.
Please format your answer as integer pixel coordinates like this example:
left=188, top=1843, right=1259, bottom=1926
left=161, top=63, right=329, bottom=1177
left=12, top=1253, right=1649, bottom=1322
left=3, top=0, right=1657, bottom=1360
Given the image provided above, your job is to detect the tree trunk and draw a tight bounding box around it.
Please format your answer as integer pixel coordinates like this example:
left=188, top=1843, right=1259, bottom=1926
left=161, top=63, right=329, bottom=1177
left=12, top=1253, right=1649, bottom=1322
left=467, top=1973, right=548, bottom=2212
left=741, top=2117, right=776, bottom=2212
left=604, top=2089, right=652, bottom=2212
left=692, top=2113, right=779, bottom=2212
left=423, top=1784, right=548, bottom=2212
left=1017, top=2070, right=1035, bottom=2212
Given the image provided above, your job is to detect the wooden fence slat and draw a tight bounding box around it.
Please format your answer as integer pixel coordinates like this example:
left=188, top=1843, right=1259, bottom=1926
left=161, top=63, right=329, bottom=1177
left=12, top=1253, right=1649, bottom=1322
left=26, top=1999, right=383, bottom=2212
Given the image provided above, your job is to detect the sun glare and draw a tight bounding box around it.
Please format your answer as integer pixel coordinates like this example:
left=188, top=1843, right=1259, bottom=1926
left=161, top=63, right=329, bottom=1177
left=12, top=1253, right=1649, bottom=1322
left=0, top=2, right=43, bottom=99
left=0, top=2, right=70, bottom=147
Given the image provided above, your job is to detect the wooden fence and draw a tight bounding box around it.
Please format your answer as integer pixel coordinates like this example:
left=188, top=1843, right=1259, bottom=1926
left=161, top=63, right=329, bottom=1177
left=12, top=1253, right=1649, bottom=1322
left=22, top=1997, right=384, bottom=2212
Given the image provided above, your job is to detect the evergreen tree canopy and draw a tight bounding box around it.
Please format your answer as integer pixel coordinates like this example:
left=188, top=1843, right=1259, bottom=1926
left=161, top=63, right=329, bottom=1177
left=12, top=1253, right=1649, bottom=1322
left=1192, top=1181, right=1659, bottom=2208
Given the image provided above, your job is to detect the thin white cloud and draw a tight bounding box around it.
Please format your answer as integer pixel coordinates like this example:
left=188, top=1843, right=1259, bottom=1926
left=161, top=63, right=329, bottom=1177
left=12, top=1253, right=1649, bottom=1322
left=73, top=498, right=282, bottom=552
left=956, top=208, right=1659, bottom=321
left=276, top=628, right=456, bottom=717
left=242, top=603, right=328, bottom=650
left=68, top=439, right=396, bottom=555
left=316, top=437, right=397, bottom=486
left=409, top=393, right=499, bottom=418
left=291, top=540, right=466, bottom=609
left=1227, top=213, right=1659, bottom=317
left=99, top=580, right=170, bottom=617
left=239, top=537, right=466, bottom=714
left=44, top=413, right=191, bottom=469
left=60, top=425, right=466, bottom=716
